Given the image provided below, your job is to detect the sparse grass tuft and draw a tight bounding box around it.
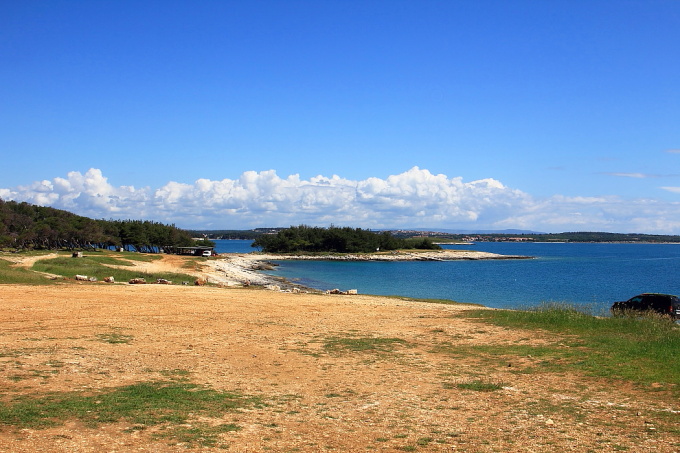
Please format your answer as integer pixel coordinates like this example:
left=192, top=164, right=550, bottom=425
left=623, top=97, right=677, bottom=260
left=323, top=336, right=410, bottom=354
left=455, top=380, right=506, bottom=392
left=96, top=332, right=134, bottom=344
left=153, top=423, right=240, bottom=448
left=159, top=369, right=191, bottom=378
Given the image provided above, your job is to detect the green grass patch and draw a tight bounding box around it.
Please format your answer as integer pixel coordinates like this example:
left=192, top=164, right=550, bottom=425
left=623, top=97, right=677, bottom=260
left=465, top=303, right=680, bottom=387
left=69, top=250, right=162, bottom=264
left=432, top=341, right=570, bottom=367
left=158, top=368, right=191, bottom=378
left=323, top=335, right=410, bottom=354
left=84, top=255, right=136, bottom=266
left=0, top=258, right=55, bottom=285
left=0, top=381, right=262, bottom=447
left=455, top=380, right=506, bottom=392
left=110, top=252, right=162, bottom=263
left=31, top=256, right=194, bottom=284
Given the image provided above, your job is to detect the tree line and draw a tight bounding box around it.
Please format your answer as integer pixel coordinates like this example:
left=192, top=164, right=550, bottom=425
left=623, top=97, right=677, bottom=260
left=0, top=199, right=201, bottom=252
left=252, top=225, right=441, bottom=253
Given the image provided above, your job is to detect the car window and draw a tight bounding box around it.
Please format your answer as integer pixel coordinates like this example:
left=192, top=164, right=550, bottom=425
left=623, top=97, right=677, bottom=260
left=629, top=296, right=643, bottom=304
left=648, top=296, right=666, bottom=309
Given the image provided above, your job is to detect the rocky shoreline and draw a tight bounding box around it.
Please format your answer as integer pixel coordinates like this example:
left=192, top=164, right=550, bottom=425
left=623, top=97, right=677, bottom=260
left=259, top=250, right=530, bottom=261
left=202, top=249, right=532, bottom=292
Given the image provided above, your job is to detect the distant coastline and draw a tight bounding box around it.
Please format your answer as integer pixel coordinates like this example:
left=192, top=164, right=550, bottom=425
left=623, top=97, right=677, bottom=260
left=248, top=249, right=533, bottom=262
left=198, top=229, right=680, bottom=245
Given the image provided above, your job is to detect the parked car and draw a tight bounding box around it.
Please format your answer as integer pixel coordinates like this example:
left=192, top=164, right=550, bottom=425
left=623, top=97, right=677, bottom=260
left=201, top=250, right=212, bottom=257
left=611, top=293, right=680, bottom=319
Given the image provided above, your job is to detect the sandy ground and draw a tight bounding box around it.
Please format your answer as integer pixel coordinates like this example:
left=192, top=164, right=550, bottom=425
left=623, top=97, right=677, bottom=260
left=0, top=254, right=678, bottom=452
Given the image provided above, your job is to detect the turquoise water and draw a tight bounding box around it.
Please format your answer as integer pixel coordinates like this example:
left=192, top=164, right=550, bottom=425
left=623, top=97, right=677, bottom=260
left=212, top=239, right=680, bottom=312
left=226, top=241, right=680, bottom=313
left=214, top=239, right=260, bottom=254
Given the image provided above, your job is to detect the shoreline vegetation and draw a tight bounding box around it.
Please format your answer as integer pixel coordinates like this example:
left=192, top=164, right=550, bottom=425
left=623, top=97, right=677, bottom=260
left=250, top=225, right=444, bottom=254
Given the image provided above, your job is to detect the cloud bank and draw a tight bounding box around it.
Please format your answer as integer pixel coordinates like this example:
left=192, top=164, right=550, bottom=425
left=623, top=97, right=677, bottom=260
left=2, top=167, right=680, bottom=233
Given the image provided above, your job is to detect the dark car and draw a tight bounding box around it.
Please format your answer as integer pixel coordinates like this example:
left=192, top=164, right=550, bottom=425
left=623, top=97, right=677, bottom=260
left=611, top=293, right=680, bottom=319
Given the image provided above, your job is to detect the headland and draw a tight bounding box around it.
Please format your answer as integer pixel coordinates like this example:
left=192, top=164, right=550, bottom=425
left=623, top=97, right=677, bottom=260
left=204, top=249, right=532, bottom=291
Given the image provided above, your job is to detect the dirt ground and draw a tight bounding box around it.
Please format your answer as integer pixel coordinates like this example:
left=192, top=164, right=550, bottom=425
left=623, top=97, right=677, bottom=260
left=0, top=257, right=679, bottom=452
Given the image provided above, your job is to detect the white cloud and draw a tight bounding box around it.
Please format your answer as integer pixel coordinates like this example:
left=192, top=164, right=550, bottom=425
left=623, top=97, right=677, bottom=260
left=496, top=195, right=680, bottom=233
left=3, top=167, right=680, bottom=233
left=605, top=172, right=650, bottom=179
left=602, top=172, right=679, bottom=180
left=0, top=169, right=152, bottom=218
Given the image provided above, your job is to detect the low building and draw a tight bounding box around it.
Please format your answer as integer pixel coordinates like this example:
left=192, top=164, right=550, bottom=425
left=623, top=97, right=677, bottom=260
left=173, top=246, right=215, bottom=256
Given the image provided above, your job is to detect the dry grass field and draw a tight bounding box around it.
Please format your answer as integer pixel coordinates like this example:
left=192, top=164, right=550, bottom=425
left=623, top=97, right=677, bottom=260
left=1, top=281, right=679, bottom=452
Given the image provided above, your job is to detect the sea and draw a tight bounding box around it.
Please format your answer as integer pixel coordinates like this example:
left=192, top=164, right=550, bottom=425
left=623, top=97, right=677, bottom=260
left=212, top=239, right=680, bottom=314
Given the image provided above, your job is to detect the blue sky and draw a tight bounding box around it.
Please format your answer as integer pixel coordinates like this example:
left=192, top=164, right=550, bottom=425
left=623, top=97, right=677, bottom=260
left=1, top=1, right=679, bottom=232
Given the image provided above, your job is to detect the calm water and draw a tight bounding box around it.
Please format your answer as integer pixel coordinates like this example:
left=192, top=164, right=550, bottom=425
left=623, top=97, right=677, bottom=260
left=213, top=240, right=680, bottom=313
left=214, top=239, right=260, bottom=254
